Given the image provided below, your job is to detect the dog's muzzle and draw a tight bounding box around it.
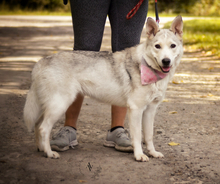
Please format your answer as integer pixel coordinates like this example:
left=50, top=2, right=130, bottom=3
left=161, top=58, right=171, bottom=73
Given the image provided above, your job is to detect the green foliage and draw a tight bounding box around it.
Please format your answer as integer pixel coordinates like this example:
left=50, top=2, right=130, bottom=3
left=0, top=0, right=70, bottom=12
left=0, top=0, right=219, bottom=16
left=184, top=19, right=220, bottom=57
left=148, top=0, right=197, bottom=14
left=189, top=0, right=220, bottom=16
left=148, top=0, right=220, bottom=16
left=164, top=19, right=220, bottom=57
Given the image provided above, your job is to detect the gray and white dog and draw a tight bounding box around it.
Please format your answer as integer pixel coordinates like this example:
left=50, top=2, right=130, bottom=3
left=24, top=16, right=183, bottom=162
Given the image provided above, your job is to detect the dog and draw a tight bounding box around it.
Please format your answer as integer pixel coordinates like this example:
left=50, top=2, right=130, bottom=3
left=24, top=16, right=183, bottom=162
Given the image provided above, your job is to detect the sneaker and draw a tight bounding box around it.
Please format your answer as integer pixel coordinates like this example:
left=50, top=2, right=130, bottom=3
left=103, top=128, right=133, bottom=152
left=50, top=126, right=78, bottom=152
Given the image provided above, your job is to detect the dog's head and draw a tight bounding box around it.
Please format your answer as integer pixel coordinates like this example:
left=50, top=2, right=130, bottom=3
left=144, top=16, right=183, bottom=73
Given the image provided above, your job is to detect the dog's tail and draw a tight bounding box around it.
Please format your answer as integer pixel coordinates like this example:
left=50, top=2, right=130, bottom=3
left=23, top=83, right=41, bottom=132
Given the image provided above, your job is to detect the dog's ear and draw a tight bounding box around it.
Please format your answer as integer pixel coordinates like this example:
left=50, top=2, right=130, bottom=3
left=146, top=17, right=159, bottom=39
left=170, top=15, right=183, bottom=39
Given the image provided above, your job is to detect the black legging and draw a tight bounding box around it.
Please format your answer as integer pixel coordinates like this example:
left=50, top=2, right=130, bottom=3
left=70, top=0, right=148, bottom=52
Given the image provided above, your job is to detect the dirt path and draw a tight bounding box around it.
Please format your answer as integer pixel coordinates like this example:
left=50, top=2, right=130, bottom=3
left=0, top=16, right=220, bottom=184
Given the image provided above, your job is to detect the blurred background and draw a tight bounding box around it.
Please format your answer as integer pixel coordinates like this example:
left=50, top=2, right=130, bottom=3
left=0, top=0, right=219, bottom=57
left=0, top=0, right=219, bottom=16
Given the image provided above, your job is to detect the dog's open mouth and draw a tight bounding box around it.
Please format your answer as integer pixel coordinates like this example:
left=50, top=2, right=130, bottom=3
left=160, top=66, right=172, bottom=73
left=154, top=57, right=172, bottom=73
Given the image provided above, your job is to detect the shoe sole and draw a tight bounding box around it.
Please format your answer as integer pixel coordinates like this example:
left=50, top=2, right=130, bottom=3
left=51, top=140, right=78, bottom=152
left=103, top=140, right=133, bottom=152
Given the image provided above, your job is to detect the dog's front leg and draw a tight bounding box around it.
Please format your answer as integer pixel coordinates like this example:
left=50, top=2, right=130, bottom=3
left=142, top=103, right=164, bottom=158
left=128, top=108, right=149, bottom=162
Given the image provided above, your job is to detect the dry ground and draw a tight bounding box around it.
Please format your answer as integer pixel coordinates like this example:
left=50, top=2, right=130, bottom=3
left=0, top=16, right=220, bottom=184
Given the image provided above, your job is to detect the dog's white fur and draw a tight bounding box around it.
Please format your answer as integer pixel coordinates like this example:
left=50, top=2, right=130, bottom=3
left=24, top=16, right=183, bottom=161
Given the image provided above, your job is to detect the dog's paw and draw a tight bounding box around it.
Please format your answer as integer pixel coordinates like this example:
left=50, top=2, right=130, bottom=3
left=46, top=151, right=60, bottom=159
left=135, top=154, right=149, bottom=162
left=149, top=151, right=164, bottom=158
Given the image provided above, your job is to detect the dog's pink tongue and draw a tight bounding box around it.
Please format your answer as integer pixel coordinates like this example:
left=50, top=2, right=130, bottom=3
left=162, top=67, right=171, bottom=72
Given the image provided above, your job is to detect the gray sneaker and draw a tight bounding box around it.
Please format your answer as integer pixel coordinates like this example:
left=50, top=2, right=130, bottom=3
left=50, top=126, right=78, bottom=152
left=103, top=128, right=133, bottom=152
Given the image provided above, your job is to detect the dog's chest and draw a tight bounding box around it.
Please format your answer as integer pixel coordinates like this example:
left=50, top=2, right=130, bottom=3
left=152, top=93, right=163, bottom=103
left=128, top=82, right=167, bottom=109
left=147, top=80, right=168, bottom=103
left=149, top=87, right=164, bottom=103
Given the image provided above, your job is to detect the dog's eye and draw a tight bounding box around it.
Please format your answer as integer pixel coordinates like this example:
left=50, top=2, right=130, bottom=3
left=171, top=44, right=176, bottom=48
left=155, top=44, right=161, bottom=49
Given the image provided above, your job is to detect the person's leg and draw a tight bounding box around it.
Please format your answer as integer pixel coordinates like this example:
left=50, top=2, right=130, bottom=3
left=104, top=105, right=132, bottom=152
left=111, top=105, right=127, bottom=128
left=65, top=0, right=112, bottom=129
left=110, top=0, right=148, bottom=128
left=104, top=0, right=148, bottom=151
left=109, top=0, right=148, bottom=52
left=64, top=93, right=84, bottom=129
left=51, top=0, right=110, bottom=151
left=70, top=0, right=111, bottom=51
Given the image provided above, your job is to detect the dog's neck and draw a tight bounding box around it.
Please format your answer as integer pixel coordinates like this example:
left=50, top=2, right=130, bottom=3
left=141, top=57, right=168, bottom=85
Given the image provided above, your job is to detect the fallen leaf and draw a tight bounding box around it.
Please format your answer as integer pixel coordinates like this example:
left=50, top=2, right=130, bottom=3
left=205, top=51, right=212, bottom=56
left=79, top=180, right=87, bottom=183
left=169, top=111, right=177, bottom=114
left=208, top=67, right=214, bottom=71
left=208, top=93, right=213, bottom=97
left=163, top=99, right=169, bottom=102
left=200, top=95, right=207, bottom=98
left=172, top=81, right=179, bottom=84
left=200, top=94, right=213, bottom=98
left=168, top=142, right=180, bottom=146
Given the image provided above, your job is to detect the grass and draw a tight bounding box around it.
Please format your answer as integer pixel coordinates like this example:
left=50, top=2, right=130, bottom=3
left=165, top=18, right=220, bottom=57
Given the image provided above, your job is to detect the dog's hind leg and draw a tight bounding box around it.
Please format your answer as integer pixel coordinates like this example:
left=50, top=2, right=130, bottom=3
left=38, top=115, right=60, bottom=158
left=35, top=116, right=44, bottom=152
left=142, top=103, right=164, bottom=158
left=38, top=94, right=76, bottom=158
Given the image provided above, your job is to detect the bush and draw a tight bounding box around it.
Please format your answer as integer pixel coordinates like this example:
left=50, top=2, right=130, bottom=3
left=148, top=0, right=220, bottom=16
left=189, top=0, right=220, bottom=16
left=148, top=0, right=198, bottom=14
left=0, top=0, right=69, bottom=11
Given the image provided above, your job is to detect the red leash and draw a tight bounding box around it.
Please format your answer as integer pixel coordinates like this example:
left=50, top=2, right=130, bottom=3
left=126, top=0, right=144, bottom=20
left=126, top=0, right=160, bottom=24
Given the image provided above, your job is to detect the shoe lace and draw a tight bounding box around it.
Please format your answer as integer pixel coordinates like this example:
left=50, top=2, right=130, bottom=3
left=52, top=128, right=70, bottom=139
left=69, top=141, right=76, bottom=149
left=116, top=129, right=131, bottom=140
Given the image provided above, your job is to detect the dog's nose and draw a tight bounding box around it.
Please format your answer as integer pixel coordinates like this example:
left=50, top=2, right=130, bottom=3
left=162, top=58, right=171, bottom=66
